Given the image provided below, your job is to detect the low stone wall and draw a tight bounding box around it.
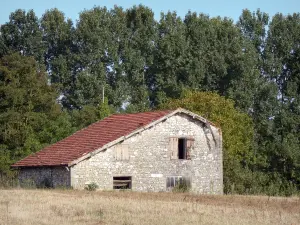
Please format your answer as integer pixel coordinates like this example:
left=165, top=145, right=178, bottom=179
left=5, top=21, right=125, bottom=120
left=19, top=166, right=70, bottom=188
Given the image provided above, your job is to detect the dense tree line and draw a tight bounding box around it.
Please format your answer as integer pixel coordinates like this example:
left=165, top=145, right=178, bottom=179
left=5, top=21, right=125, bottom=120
left=0, top=6, right=299, bottom=195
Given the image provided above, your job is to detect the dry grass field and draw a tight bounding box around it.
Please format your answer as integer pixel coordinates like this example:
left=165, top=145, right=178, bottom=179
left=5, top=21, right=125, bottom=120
left=0, top=189, right=300, bottom=225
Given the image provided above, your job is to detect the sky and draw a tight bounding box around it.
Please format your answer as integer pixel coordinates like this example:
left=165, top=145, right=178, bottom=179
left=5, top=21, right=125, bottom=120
left=0, top=0, right=299, bottom=25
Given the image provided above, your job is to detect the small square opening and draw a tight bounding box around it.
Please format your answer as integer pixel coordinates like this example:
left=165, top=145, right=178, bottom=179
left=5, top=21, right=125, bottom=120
left=113, top=176, right=132, bottom=189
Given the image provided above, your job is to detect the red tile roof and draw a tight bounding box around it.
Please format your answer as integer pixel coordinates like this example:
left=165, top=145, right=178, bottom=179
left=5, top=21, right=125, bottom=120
left=12, top=110, right=174, bottom=167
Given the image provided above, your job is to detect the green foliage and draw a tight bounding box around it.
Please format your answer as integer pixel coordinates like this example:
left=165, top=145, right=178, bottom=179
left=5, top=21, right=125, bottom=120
left=150, top=11, right=188, bottom=106
left=0, top=9, right=44, bottom=62
left=98, top=97, right=111, bottom=120
left=71, top=70, right=106, bottom=107
left=0, top=170, right=18, bottom=188
left=0, top=36, right=8, bottom=57
left=0, top=53, right=75, bottom=176
left=0, top=6, right=300, bottom=195
left=85, top=182, right=99, bottom=191
left=70, top=105, right=99, bottom=129
left=70, top=98, right=112, bottom=129
left=40, top=8, right=75, bottom=101
left=261, top=13, right=300, bottom=192
left=237, top=9, right=269, bottom=52
left=73, top=6, right=126, bottom=110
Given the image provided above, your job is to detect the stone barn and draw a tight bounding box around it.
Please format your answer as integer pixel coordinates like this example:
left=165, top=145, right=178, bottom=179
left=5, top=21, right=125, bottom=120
left=12, top=108, right=223, bottom=194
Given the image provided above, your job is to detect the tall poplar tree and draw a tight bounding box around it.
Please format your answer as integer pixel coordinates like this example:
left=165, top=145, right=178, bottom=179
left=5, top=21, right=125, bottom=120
left=0, top=10, right=44, bottom=62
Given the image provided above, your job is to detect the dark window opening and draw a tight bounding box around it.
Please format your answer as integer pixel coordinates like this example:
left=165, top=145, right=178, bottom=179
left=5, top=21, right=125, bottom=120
left=113, top=176, right=132, bottom=189
left=178, top=138, right=187, bottom=159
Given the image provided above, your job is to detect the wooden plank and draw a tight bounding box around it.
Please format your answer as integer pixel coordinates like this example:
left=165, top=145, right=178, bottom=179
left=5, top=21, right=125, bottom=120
left=113, top=183, right=128, bottom=187
left=186, top=139, right=194, bottom=159
left=170, top=137, right=178, bottom=159
left=116, top=145, right=122, bottom=160
left=113, top=180, right=131, bottom=183
left=122, top=144, right=129, bottom=160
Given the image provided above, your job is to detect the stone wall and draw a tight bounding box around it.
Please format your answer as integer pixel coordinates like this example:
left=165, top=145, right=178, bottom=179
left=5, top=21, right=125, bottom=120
left=71, top=113, right=223, bottom=194
left=19, top=166, right=70, bottom=188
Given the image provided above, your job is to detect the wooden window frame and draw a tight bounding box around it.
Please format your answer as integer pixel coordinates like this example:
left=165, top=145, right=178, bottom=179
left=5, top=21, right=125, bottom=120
left=170, top=137, right=194, bottom=160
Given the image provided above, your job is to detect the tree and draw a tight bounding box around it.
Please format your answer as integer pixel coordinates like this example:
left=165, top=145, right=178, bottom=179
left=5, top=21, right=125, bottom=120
left=184, top=13, right=247, bottom=96
left=262, top=13, right=300, bottom=193
left=71, top=6, right=127, bottom=109
left=123, top=5, right=157, bottom=111
left=0, top=10, right=44, bottom=62
left=41, top=8, right=75, bottom=89
left=70, top=97, right=112, bottom=129
left=0, top=53, right=74, bottom=175
left=0, top=36, right=8, bottom=58
left=150, top=11, right=188, bottom=106
left=237, top=9, right=269, bottom=54
left=98, top=97, right=111, bottom=120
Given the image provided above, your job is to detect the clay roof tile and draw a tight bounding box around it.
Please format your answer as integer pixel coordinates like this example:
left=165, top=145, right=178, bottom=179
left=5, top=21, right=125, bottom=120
left=12, top=110, right=173, bottom=167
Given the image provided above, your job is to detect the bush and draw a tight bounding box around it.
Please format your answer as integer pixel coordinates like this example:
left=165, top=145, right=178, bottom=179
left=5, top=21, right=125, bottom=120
left=85, top=182, right=99, bottom=191
left=0, top=172, right=19, bottom=188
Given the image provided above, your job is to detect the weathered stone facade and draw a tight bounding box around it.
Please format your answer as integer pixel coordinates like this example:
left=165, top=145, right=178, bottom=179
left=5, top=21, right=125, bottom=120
left=18, top=112, right=223, bottom=194
left=19, top=167, right=70, bottom=188
left=70, top=113, right=223, bottom=194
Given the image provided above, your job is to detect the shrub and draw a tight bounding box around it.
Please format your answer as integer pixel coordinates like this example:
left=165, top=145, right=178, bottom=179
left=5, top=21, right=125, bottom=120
left=85, top=182, right=99, bottom=191
left=0, top=172, right=19, bottom=188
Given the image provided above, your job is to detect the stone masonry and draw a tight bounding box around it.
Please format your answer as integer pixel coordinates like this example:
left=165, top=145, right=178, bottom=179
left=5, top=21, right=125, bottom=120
left=70, top=113, right=223, bottom=194
left=19, top=166, right=70, bottom=188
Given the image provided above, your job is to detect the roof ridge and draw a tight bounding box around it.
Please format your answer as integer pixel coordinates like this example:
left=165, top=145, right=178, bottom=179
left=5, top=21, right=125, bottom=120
left=109, top=109, right=174, bottom=117
left=72, top=109, right=174, bottom=137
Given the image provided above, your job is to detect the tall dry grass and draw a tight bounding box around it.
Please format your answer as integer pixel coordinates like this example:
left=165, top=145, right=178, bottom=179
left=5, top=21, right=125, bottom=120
left=0, top=189, right=300, bottom=225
